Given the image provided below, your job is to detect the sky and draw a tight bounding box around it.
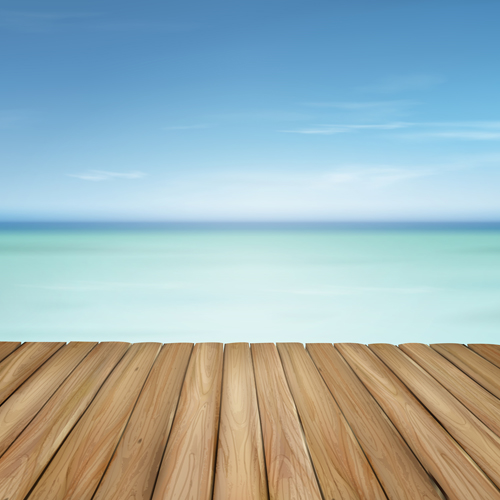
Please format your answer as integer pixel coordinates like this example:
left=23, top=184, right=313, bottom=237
left=1, top=0, right=500, bottom=221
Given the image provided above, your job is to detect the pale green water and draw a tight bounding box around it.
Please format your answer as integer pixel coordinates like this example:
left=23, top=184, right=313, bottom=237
left=1, top=228, right=499, bottom=343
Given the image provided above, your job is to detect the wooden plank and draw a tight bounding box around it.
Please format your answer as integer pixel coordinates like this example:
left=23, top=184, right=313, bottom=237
left=371, top=343, right=500, bottom=489
left=27, top=342, right=160, bottom=500
left=0, top=342, right=130, bottom=500
left=468, top=344, right=500, bottom=370
left=432, top=343, right=500, bottom=400
left=0, top=341, right=97, bottom=457
left=251, top=343, right=322, bottom=500
left=213, top=343, right=268, bottom=500
left=0, top=342, right=65, bottom=405
left=400, top=343, right=500, bottom=439
left=277, top=343, right=386, bottom=500
left=152, top=343, right=223, bottom=500
left=93, top=343, right=193, bottom=500
left=307, top=343, right=441, bottom=500
left=0, top=342, right=21, bottom=363
left=338, top=343, right=500, bottom=500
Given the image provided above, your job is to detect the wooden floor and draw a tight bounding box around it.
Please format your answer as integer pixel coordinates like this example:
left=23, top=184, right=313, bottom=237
left=0, top=342, right=500, bottom=499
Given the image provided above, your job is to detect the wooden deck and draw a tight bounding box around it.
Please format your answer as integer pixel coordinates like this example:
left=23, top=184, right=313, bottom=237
left=0, top=342, right=499, bottom=499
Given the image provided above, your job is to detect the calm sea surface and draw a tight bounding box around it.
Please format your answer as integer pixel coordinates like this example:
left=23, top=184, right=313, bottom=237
left=1, top=225, right=499, bottom=343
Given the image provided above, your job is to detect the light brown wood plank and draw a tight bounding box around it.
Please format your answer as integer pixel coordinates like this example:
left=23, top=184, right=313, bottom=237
left=0, top=341, right=97, bottom=457
left=152, top=342, right=223, bottom=500
left=0, top=342, right=21, bottom=363
left=251, top=343, right=322, bottom=500
left=307, top=343, right=440, bottom=500
left=400, top=343, right=500, bottom=439
left=27, top=342, right=160, bottom=500
left=468, top=344, right=500, bottom=370
left=0, top=342, right=130, bottom=500
left=93, top=343, right=193, bottom=500
left=0, top=342, right=65, bottom=405
left=338, top=343, right=500, bottom=500
left=213, top=343, right=268, bottom=500
left=371, top=343, right=500, bottom=489
left=432, top=343, right=500, bottom=400
left=277, top=343, right=386, bottom=500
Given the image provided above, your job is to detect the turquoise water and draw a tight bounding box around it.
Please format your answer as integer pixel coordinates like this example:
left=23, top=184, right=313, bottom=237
left=1, top=227, right=499, bottom=343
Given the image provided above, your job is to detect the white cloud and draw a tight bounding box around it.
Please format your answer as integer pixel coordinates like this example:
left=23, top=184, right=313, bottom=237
left=67, top=170, right=146, bottom=181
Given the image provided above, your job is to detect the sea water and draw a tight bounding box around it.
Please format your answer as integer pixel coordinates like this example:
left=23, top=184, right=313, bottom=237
left=0, top=224, right=499, bottom=344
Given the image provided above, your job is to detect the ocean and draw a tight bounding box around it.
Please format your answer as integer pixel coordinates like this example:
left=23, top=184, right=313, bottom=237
left=1, top=223, right=499, bottom=344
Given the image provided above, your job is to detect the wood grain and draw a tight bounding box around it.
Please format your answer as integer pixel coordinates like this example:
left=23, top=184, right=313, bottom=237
left=0, top=343, right=21, bottom=363
left=307, top=343, right=440, bottom=500
left=338, top=343, right=500, bottom=500
left=0, top=342, right=130, bottom=500
left=152, top=343, right=223, bottom=500
left=0, top=342, right=96, bottom=457
left=432, top=343, right=500, bottom=400
left=400, top=343, right=500, bottom=439
left=468, top=344, right=500, bottom=369
left=251, top=343, right=322, bottom=500
left=371, top=343, right=500, bottom=489
left=277, top=343, right=386, bottom=500
left=0, top=342, right=65, bottom=405
left=213, top=343, right=268, bottom=500
left=27, top=342, right=160, bottom=500
left=93, top=343, right=193, bottom=500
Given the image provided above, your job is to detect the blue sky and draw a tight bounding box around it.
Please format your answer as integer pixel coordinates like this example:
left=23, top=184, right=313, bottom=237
left=1, top=0, right=500, bottom=221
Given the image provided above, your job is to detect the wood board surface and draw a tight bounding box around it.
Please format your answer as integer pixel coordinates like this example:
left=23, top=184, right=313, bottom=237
left=213, top=343, right=268, bottom=500
left=152, top=342, right=223, bottom=500
left=0, top=342, right=65, bottom=405
left=338, top=343, right=500, bottom=500
left=400, top=343, right=500, bottom=439
left=307, top=343, right=441, bottom=500
left=27, top=342, right=160, bottom=500
left=0, top=342, right=97, bottom=458
left=93, top=343, right=193, bottom=500
left=251, top=343, right=322, bottom=500
left=432, top=343, right=500, bottom=400
left=0, top=342, right=130, bottom=500
left=277, top=342, right=386, bottom=500
left=370, top=343, right=500, bottom=489
left=468, top=344, right=500, bottom=369
left=0, top=342, right=21, bottom=363
left=0, top=341, right=498, bottom=500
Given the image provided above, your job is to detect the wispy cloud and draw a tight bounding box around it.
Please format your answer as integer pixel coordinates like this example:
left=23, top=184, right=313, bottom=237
left=67, top=170, right=146, bottom=181
left=318, top=167, right=433, bottom=188
left=281, top=122, right=411, bottom=135
left=213, top=110, right=309, bottom=122
left=205, top=166, right=433, bottom=191
left=283, top=121, right=500, bottom=140
left=411, top=131, right=500, bottom=140
left=359, top=74, right=444, bottom=93
left=302, top=100, right=416, bottom=110
left=403, top=121, right=500, bottom=141
left=163, top=124, right=210, bottom=131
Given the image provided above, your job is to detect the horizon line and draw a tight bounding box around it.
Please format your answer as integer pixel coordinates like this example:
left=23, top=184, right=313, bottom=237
left=1, top=220, right=500, bottom=231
